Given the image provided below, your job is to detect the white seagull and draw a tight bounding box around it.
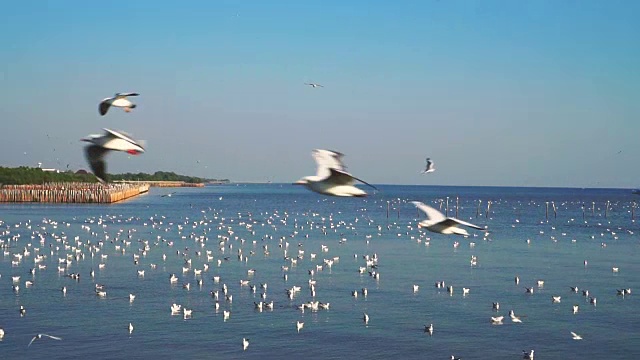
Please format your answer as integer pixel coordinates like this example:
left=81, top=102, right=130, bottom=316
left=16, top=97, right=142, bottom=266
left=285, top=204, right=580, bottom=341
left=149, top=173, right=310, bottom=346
left=422, top=157, right=435, bottom=173
left=242, top=337, right=249, bottom=351
left=82, top=129, right=145, bottom=183
left=571, top=331, right=582, bottom=340
left=411, top=201, right=484, bottom=236
left=99, top=92, right=139, bottom=116
left=295, top=149, right=377, bottom=197
left=304, top=83, right=323, bottom=88
left=28, top=333, right=62, bottom=347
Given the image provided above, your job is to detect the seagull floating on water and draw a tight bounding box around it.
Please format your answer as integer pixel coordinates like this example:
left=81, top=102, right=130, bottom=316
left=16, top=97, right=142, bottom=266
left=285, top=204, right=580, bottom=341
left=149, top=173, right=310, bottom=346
left=82, top=129, right=145, bottom=183
left=99, top=92, right=139, bottom=116
left=411, top=201, right=484, bottom=236
left=295, top=149, right=377, bottom=197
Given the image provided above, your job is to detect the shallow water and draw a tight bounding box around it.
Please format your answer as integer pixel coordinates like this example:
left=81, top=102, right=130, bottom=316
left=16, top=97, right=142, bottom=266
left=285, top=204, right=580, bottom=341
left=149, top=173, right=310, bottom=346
left=1, top=184, right=639, bottom=359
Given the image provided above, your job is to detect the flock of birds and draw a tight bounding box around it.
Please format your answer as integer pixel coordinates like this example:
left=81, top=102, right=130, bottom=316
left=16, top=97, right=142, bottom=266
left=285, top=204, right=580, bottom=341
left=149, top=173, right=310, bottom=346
left=0, top=188, right=637, bottom=358
left=1, top=89, right=633, bottom=358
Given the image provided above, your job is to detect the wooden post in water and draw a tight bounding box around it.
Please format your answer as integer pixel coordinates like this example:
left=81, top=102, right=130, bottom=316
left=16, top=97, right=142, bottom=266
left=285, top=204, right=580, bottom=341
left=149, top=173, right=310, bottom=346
left=632, top=202, right=636, bottom=220
left=552, top=201, right=557, bottom=219
left=486, top=201, right=492, bottom=219
left=397, top=206, right=400, bottom=219
left=386, top=201, right=390, bottom=219
left=477, top=200, right=482, bottom=218
left=439, top=199, right=444, bottom=211
left=545, top=202, right=549, bottom=221
left=592, top=202, right=595, bottom=215
left=605, top=200, right=610, bottom=219
left=455, top=196, right=459, bottom=218
left=582, top=204, right=585, bottom=221
left=446, top=197, right=449, bottom=216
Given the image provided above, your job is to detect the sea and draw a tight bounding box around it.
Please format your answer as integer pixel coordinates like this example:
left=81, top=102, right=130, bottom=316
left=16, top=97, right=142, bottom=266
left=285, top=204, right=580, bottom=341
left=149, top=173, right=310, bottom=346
left=1, top=184, right=639, bottom=359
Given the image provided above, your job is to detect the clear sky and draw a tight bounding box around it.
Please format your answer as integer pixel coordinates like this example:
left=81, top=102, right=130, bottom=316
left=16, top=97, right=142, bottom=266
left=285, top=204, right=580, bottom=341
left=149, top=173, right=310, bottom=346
left=1, top=0, right=638, bottom=188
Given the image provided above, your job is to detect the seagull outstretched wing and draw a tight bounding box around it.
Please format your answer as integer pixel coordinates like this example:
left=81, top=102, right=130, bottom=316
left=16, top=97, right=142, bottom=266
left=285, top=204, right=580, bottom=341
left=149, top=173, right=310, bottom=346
left=313, top=149, right=346, bottom=178
left=411, top=201, right=446, bottom=222
left=115, top=92, right=139, bottom=97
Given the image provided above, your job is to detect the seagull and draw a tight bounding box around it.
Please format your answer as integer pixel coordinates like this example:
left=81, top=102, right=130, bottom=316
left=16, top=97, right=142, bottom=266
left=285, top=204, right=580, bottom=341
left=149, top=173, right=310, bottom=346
left=304, top=83, right=323, bottom=88
left=0, top=328, right=4, bottom=339
left=411, top=201, right=484, bottom=236
left=296, top=321, right=304, bottom=333
left=242, top=337, right=249, bottom=351
left=571, top=331, right=582, bottom=340
left=573, top=305, right=579, bottom=314
left=363, top=312, right=369, bottom=324
left=552, top=296, right=562, bottom=303
left=523, top=350, right=534, bottom=359
left=99, top=92, right=139, bottom=116
left=129, top=323, right=134, bottom=335
left=294, top=149, right=377, bottom=197
left=422, top=158, right=435, bottom=173
left=28, top=334, right=62, bottom=347
left=82, top=129, right=145, bottom=183
left=424, top=323, right=434, bottom=335
left=491, top=316, right=504, bottom=324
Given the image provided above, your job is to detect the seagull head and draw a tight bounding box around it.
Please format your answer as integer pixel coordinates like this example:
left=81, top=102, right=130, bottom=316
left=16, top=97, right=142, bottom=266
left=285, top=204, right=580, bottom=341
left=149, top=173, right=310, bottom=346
left=293, top=177, right=312, bottom=185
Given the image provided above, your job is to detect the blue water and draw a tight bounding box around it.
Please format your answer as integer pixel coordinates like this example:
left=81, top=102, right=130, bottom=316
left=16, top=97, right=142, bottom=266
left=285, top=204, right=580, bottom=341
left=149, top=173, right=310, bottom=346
left=1, top=184, right=639, bottom=359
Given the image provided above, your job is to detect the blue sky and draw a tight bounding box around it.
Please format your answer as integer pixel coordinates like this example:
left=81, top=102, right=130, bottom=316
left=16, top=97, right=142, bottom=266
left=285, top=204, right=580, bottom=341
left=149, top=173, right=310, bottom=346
left=1, top=0, right=638, bottom=187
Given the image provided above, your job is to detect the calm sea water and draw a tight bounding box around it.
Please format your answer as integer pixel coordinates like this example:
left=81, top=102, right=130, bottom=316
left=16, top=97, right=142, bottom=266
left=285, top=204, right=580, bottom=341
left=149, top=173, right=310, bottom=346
left=1, top=184, right=639, bottom=359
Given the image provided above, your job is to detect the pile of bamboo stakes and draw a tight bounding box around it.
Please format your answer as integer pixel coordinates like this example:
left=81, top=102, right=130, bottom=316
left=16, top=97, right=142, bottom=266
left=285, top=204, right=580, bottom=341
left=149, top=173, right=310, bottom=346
left=0, top=183, right=149, bottom=203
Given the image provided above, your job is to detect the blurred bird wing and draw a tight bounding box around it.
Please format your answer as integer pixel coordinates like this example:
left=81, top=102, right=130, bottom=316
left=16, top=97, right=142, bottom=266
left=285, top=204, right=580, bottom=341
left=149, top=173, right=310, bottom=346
left=411, top=202, right=446, bottom=222
left=312, top=149, right=346, bottom=178
left=42, top=334, right=62, bottom=340
left=99, top=100, right=111, bottom=116
left=116, top=92, right=139, bottom=98
left=85, top=145, right=109, bottom=183
left=28, top=336, right=37, bottom=347
left=449, top=217, right=484, bottom=230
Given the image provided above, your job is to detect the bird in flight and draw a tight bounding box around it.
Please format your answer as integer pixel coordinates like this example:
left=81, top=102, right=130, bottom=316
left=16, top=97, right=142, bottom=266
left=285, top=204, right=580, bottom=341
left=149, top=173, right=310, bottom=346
left=28, top=333, right=62, bottom=347
left=82, top=128, right=145, bottom=183
left=422, top=158, right=435, bottom=174
left=99, top=92, right=140, bottom=116
left=304, top=83, right=324, bottom=88
left=295, top=149, right=377, bottom=197
left=411, top=201, right=484, bottom=236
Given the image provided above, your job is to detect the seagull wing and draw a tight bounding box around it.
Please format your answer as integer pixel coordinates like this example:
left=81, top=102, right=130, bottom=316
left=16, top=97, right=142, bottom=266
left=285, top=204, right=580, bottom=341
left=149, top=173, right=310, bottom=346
left=312, top=149, right=346, bottom=178
left=411, top=201, right=446, bottom=222
left=449, top=217, right=484, bottom=230
left=570, top=331, right=579, bottom=337
left=41, top=334, right=62, bottom=340
left=116, top=92, right=140, bottom=97
left=85, top=145, right=109, bottom=183
left=325, top=168, right=354, bottom=185
left=99, top=99, right=111, bottom=116
left=28, top=336, right=37, bottom=347
left=327, top=168, right=378, bottom=190
left=102, top=129, right=145, bottom=151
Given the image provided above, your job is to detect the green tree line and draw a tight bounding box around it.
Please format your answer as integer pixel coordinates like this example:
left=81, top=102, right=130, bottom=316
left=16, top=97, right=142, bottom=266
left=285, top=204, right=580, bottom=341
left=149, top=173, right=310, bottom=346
left=0, top=167, right=228, bottom=185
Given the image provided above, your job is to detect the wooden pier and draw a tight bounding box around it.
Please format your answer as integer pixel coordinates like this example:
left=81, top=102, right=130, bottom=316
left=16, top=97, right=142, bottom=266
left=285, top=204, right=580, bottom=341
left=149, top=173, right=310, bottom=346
left=113, top=180, right=205, bottom=187
left=0, top=183, right=149, bottom=203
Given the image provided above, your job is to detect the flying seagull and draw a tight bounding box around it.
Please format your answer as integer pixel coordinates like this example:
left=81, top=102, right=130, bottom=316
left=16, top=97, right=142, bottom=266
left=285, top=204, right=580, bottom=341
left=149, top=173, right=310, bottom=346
left=294, top=149, right=377, bottom=197
left=82, top=128, right=145, bottom=183
left=571, top=331, right=583, bottom=340
left=422, top=158, right=435, bottom=173
left=28, top=333, right=62, bottom=347
left=99, top=92, right=139, bottom=116
left=411, top=201, right=484, bottom=236
left=304, top=83, right=324, bottom=88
